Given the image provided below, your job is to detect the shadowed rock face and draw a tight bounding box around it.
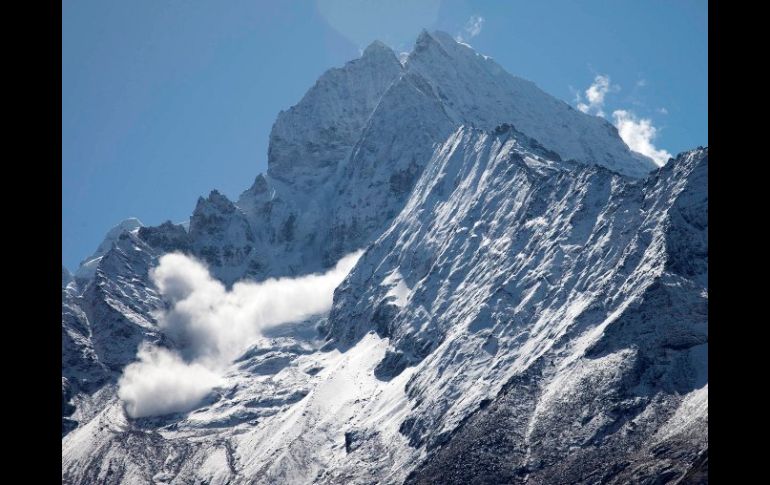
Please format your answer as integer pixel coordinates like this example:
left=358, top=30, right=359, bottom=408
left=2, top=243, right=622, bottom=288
left=62, top=30, right=705, bottom=484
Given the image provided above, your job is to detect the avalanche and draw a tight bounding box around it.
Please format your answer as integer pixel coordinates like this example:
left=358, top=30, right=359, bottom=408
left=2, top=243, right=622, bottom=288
left=62, top=31, right=706, bottom=484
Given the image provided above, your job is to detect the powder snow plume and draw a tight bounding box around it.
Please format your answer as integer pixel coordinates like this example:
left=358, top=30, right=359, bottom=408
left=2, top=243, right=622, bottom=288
left=118, top=250, right=363, bottom=418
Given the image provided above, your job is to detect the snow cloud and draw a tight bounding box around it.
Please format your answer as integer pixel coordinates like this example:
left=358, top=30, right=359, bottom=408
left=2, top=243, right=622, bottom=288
left=456, top=15, right=484, bottom=42
left=118, top=250, right=363, bottom=418
left=612, top=110, right=673, bottom=166
left=576, top=74, right=615, bottom=117
left=117, top=344, right=222, bottom=418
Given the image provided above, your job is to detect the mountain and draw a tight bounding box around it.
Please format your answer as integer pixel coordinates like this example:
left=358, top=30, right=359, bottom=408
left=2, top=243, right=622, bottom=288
left=72, top=218, right=144, bottom=283
left=61, top=31, right=706, bottom=484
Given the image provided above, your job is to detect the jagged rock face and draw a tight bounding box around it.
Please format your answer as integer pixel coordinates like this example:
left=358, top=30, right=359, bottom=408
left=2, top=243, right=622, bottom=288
left=323, top=70, right=456, bottom=267
left=62, top=30, right=706, bottom=484
left=321, top=133, right=707, bottom=484
left=83, top=233, right=166, bottom=372
left=63, top=231, right=162, bottom=380
left=137, top=221, right=190, bottom=253
left=188, top=190, right=256, bottom=283
left=74, top=218, right=143, bottom=283
left=390, top=144, right=708, bottom=484
left=62, top=230, right=168, bottom=438
left=62, top=288, right=105, bottom=436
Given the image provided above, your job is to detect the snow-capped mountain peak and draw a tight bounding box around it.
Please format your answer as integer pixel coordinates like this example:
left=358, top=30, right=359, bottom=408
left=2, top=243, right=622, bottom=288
left=267, top=38, right=403, bottom=186
left=362, top=39, right=398, bottom=60
left=73, top=217, right=143, bottom=283
left=62, top=30, right=705, bottom=484
left=405, top=31, right=657, bottom=178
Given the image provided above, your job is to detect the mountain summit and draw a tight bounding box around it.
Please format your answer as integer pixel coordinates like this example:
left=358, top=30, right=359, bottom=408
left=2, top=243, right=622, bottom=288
left=62, top=32, right=706, bottom=484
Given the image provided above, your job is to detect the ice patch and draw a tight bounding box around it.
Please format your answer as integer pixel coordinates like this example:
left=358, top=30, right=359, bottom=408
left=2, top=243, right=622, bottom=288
left=382, top=270, right=411, bottom=307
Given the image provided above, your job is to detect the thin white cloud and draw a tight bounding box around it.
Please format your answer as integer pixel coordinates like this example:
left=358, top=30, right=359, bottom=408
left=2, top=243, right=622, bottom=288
left=456, top=15, right=484, bottom=42
left=575, top=74, right=616, bottom=117
left=118, top=250, right=363, bottom=418
left=574, top=74, right=672, bottom=166
left=465, top=15, right=484, bottom=38
left=612, top=110, right=672, bottom=166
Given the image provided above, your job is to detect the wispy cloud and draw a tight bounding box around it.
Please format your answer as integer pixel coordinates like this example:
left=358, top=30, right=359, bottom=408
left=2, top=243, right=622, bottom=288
left=118, top=250, right=363, bottom=418
left=465, top=15, right=484, bottom=38
left=456, top=15, right=484, bottom=42
left=612, top=110, right=672, bottom=166
left=574, top=74, right=672, bottom=166
left=575, top=74, right=616, bottom=117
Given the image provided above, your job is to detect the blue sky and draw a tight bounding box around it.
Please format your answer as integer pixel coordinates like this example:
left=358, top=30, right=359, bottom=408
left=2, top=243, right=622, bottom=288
left=62, top=0, right=707, bottom=271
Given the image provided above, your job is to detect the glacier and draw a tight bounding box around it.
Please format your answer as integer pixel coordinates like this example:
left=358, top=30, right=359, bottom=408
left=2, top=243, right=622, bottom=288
left=62, top=31, right=706, bottom=484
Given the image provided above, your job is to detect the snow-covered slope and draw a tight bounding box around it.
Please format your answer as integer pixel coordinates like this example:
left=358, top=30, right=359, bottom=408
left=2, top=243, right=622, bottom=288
left=62, top=31, right=705, bottom=484
left=328, top=130, right=707, bottom=483
left=268, top=40, right=404, bottom=186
